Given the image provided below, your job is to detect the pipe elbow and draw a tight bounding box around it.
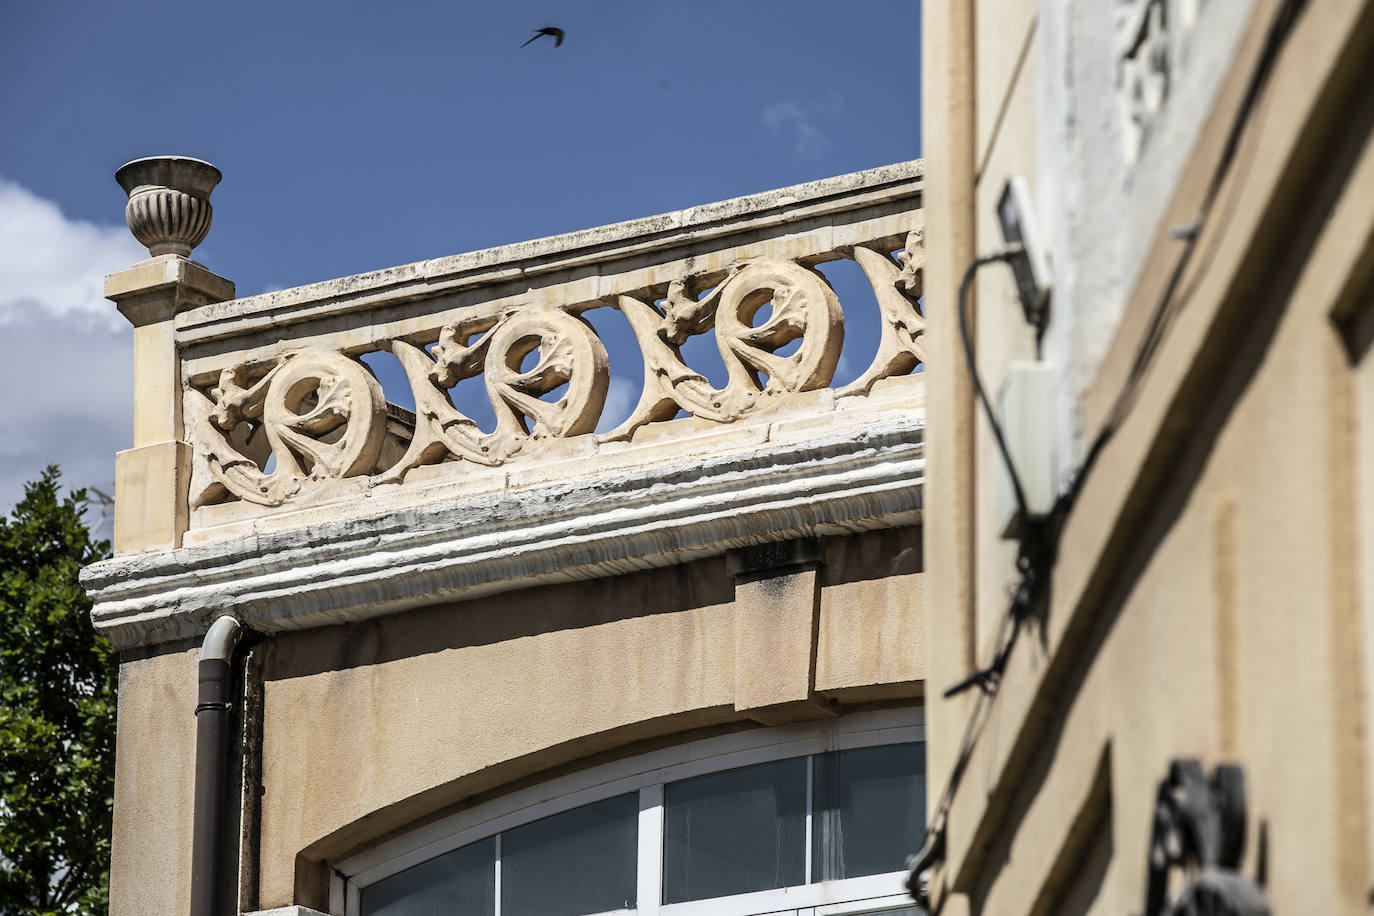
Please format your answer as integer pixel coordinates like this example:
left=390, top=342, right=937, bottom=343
left=200, top=616, right=243, bottom=663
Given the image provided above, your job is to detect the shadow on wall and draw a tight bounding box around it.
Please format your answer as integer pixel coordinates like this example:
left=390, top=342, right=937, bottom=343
left=266, top=528, right=925, bottom=681
left=264, top=554, right=736, bottom=680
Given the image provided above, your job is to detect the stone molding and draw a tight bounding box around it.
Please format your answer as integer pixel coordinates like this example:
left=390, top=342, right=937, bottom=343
left=82, top=414, right=923, bottom=650
left=105, top=255, right=235, bottom=327
left=176, top=161, right=922, bottom=345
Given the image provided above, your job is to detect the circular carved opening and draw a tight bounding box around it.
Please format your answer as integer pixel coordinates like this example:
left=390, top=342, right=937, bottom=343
left=283, top=376, right=322, bottom=416
left=739, top=289, right=775, bottom=328
left=507, top=335, right=543, bottom=375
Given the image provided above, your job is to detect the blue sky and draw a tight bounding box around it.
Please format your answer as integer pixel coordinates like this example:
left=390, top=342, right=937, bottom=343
left=0, top=0, right=920, bottom=530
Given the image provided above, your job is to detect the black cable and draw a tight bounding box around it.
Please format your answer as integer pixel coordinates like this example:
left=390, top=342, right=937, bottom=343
left=941, top=562, right=1038, bottom=699
left=956, top=245, right=1032, bottom=533
left=943, top=245, right=1049, bottom=701
left=905, top=249, right=1051, bottom=903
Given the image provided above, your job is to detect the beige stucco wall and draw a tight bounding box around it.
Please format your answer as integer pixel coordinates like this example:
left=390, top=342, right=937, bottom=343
left=962, top=285, right=1372, bottom=911
left=245, top=527, right=924, bottom=909
left=923, top=0, right=1374, bottom=912
left=969, top=0, right=1038, bottom=658
left=108, top=642, right=200, bottom=915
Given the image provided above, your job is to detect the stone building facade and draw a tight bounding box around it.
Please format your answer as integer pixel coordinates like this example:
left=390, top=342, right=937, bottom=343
left=85, top=161, right=931, bottom=915
left=87, top=0, right=1374, bottom=912
left=919, top=0, right=1374, bottom=912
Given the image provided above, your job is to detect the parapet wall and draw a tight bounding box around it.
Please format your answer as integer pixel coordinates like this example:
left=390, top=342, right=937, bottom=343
left=85, top=161, right=927, bottom=649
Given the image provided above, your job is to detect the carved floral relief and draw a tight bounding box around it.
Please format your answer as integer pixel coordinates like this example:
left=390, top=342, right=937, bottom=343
left=186, top=233, right=924, bottom=510
left=190, top=351, right=387, bottom=508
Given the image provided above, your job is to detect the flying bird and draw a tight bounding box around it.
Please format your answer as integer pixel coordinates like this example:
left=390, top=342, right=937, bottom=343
left=521, top=27, right=565, bottom=48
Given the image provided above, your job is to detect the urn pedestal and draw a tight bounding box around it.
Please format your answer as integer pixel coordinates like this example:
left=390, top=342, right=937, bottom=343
left=107, top=155, right=234, bottom=554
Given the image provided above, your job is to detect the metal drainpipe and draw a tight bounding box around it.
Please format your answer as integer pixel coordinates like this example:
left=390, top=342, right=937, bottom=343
left=191, top=616, right=244, bottom=916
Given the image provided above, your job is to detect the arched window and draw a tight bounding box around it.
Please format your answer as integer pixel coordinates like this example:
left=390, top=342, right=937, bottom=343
left=333, top=709, right=925, bottom=916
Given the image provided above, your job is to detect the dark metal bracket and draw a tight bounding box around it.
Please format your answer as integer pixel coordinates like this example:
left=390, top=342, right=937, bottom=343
left=1145, top=759, right=1270, bottom=916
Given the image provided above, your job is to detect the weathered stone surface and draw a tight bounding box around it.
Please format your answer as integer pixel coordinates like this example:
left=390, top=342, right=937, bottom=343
left=113, top=441, right=191, bottom=553
left=169, top=165, right=925, bottom=531
left=107, top=644, right=198, bottom=915
left=104, top=249, right=234, bottom=552
left=173, top=161, right=922, bottom=344
left=191, top=350, right=388, bottom=508
left=731, top=557, right=828, bottom=723
left=105, top=255, right=235, bottom=326
left=83, top=411, right=923, bottom=648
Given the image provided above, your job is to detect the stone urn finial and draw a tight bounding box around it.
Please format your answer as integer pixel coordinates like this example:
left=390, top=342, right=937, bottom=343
left=115, top=156, right=222, bottom=258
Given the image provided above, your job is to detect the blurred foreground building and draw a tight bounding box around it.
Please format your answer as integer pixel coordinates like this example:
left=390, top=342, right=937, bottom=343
left=85, top=0, right=1374, bottom=913
left=919, top=0, right=1374, bottom=912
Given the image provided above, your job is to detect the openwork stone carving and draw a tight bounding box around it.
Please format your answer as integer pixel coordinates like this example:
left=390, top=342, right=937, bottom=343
left=386, top=305, right=609, bottom=477
left=115, top=156, right=221, bottom=258
left=186, top=237, right=924, bottom=511
left=190, top=351, right=387, bottom=507
left=839, top=224, right=925, bottom=396
left=895, top=218, right=925, bottom=299
left=607, top=259, right=843, bottom=439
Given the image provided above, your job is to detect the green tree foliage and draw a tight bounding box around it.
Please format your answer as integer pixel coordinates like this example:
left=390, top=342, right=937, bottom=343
left=0, top=468, right=115, bottom=915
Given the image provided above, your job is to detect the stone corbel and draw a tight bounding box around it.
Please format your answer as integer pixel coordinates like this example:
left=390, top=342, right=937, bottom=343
left=726, top=537, right=838, bottom=725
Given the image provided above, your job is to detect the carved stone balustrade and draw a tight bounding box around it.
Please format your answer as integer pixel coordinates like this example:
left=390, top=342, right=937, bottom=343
left=85, top=161, right=926, bottom=648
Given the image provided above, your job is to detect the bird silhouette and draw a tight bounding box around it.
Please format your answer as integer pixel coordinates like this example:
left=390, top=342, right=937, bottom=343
left=521, top=27, right=565, bottom=48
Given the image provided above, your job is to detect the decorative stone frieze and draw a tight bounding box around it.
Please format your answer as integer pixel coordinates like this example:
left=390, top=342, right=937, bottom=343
left=609, top=258, right=844, bottom=437
left=182, top=238, right=924, bottom=513
left=1116, top=0, right=1207, bottom=163
left=195, top=350, right=388, bottom=507
left=168, top=162, right=925, bottom=531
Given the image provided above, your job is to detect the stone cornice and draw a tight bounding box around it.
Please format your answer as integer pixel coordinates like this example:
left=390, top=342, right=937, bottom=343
left=83, top=416, right=924, bottom=649
left=174, top=160, right=922, bottom=347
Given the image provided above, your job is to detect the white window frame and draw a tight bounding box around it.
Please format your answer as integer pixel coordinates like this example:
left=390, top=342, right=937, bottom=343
left=334, top=707, right=924, bottom=916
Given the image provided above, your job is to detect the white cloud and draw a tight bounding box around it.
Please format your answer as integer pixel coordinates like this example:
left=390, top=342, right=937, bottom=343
left=597, top=375, right=639, bottom=433
left=0, top=179, right=138, bottom=523
left=762, top=89, right=844, bottom=158
left=0, top=179, right=145, bottom=329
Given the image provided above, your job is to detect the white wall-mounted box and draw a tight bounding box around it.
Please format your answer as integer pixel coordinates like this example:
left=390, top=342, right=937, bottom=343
left=998, top=361, right=1058, bottom=538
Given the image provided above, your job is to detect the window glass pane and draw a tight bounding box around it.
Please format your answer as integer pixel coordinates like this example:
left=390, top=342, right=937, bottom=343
left=813, top=743, right=926, bottom=881
left=663, top=757, right=807, bottom=903
left=501, top=792, right=638, bottom=916
left=361, top=836, right=495, bottom=916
